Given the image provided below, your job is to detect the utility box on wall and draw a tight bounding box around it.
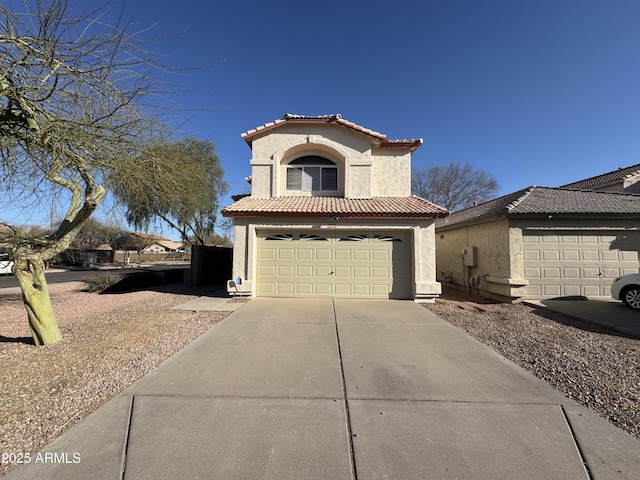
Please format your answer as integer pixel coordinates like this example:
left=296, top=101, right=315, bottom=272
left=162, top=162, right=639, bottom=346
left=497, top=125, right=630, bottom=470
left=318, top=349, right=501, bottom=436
left=462, top=246, right=477, bottom=267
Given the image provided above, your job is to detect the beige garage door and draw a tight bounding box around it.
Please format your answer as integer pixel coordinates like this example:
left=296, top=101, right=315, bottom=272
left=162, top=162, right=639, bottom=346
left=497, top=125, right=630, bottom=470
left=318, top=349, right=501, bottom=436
left=256, top=231, right=411, bottom=299
left=522, top=231, right=639, bottom=298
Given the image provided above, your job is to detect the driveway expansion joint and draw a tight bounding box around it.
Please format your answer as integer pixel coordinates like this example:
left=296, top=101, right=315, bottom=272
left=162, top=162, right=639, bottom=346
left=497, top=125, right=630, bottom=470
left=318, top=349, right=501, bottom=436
left=333, top=298, right=358, bottom=480
left=560, top=404, right=594, bottom=480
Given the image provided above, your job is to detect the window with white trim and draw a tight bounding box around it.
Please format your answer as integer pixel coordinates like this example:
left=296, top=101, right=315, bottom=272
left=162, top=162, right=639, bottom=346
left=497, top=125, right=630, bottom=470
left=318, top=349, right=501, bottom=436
left=286, top=156, right=338, bottom=192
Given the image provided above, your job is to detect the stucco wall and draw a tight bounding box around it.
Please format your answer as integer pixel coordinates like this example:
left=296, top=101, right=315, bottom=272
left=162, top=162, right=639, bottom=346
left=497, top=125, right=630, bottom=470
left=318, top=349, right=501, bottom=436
left=371, top=148, right=411, bottom=196
left=247, top=124, right=414, bottom=200
left=436, top=218, right=525, bottom=300
left=249, top=124, right=372, bottom=199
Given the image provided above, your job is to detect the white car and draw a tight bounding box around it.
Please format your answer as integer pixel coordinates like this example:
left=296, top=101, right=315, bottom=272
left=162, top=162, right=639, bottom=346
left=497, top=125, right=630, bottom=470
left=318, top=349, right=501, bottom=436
left=611, top=273, right=640, bottom=310
left=0, top=260, right=13, bottom=275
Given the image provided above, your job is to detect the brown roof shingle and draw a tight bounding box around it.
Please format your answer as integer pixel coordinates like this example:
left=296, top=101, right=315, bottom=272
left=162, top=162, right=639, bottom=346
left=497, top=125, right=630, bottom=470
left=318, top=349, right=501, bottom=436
left=222, top=196, right=448, bottom=219
left=437, top=186, right=640, bottom=228
left=560, top=163, right=640, bottom=190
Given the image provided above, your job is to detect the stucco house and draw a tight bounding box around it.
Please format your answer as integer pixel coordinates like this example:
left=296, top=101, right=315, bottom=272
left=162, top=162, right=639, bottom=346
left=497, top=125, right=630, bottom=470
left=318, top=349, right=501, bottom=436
left=435, top=184, right=640, bottom=302
left=222, top=114, right=448, bottom=300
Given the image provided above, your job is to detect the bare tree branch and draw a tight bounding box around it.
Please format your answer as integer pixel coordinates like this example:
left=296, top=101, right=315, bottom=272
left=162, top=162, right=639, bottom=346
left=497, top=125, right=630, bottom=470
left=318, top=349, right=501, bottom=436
left=412, top=161, right=499, bottom=212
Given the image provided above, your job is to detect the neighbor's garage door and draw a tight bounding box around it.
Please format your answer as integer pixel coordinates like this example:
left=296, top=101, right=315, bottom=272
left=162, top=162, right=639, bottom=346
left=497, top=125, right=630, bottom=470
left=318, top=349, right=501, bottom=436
left=522, top=231, right=639, bottom=298
left=256, top=231, right=411, bottom=299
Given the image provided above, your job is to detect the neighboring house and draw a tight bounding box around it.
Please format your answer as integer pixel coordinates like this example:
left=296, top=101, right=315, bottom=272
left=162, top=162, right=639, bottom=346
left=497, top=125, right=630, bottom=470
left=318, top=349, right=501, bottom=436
left=435, top=186, right=640, bottom=302
left=560, top=163, right=640, bottom=193
left=117, top=233, right=185, bottom=253
left=222, top=113, right=448, bottom=300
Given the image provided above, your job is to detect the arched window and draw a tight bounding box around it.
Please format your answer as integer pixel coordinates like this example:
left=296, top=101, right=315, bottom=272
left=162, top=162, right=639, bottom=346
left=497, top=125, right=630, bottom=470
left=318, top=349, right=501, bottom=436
left=286, top=156, right=338, bottom=192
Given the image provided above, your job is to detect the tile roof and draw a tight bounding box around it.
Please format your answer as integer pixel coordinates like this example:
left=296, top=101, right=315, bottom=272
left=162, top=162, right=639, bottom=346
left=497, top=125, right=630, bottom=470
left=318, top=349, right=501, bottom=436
left=560, top=163, right=640, bottom=189
left=222, top=196, right=449, bottom=219
left=241, top=113, right=423, bottom=150
left=437, top=186, right=640, bottom=228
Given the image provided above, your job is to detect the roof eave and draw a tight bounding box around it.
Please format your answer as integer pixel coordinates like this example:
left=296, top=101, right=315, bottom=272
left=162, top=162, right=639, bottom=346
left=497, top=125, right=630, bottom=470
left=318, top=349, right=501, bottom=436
left=222, top=211, right=447, bottom=220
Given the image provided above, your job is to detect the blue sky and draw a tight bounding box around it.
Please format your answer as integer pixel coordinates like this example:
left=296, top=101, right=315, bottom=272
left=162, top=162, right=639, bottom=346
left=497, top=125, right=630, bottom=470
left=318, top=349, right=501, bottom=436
left=5, top=0, right=640, bottom=239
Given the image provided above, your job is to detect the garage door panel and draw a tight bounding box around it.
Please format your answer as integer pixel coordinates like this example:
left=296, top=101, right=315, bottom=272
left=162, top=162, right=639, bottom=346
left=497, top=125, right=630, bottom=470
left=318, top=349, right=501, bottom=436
left=524, top=267, right=541, bottom=278
left=582, top=250, right=599, bottom=261
left=602, top=268, right=621, bottom=279
left=278, top=249, right=295, bottom=260
left=564, top=286, right=581, bottom=296
left=543, top=285, right=561, bottom=296
left=562, top=251, right=579, bottom=261
left=582, top=268, right=600, bottom=278
left=353, top=285, right=370, bottom=296
left=315, top=283, right=332, bottom=295
left=353, top=267, right=370, bottom=277
left=372, top=250, right=390, bottom=261
left=277, top=283, right=294, bottom=294
left=335, top=250, right=350, bottom=260
left=523, top=231, right=640, bottom=298
left=372, top=284, right=390, bottom=295
left=543, top=268, right=560, bottom=278
left=583, top=285, right=600, bottom=296
left=353, top=250, right=369, bottom=261
left=334, top=266, right=350, bottom=277
left=256, top=231, right=411, bottom=299
left=260, top=267, right=277, bottom=279
left=297, top=266, right=313, bottom=276
left=297, top=249, right=313, bottom=260
left=278, top=265, right=294, bottom=276
left=258, top=283, right=275, bottom=294
left=372, top=267, right=389, bottom=278
left=260, top=248, right=276, bottom=259
left=563, top=268, right=580, bottom=278
left=296, top=283, right=313, bottom=294
left=601, top=250, right=619, bottom=261
left=316, top=249, right=331, bottom=260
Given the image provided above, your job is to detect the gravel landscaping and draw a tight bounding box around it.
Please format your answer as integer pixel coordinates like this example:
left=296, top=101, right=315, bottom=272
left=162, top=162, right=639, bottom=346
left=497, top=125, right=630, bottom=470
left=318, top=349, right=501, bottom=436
left=0, top=281, right=231, bottom=477
left=424, top=294, right=640, bottom=441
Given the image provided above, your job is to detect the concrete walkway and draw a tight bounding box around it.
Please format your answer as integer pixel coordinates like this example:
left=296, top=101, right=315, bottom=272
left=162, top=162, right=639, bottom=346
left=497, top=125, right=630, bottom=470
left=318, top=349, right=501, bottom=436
left=5, top=298, right=640, bottom=479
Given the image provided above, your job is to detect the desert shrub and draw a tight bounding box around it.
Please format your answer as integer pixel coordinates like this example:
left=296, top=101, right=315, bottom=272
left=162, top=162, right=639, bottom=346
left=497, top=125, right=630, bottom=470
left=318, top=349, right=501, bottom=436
left=84, top=272, right=125, bottom=292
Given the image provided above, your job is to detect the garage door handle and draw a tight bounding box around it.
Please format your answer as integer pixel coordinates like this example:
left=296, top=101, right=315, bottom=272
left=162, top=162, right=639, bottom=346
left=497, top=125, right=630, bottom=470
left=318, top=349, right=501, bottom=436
left=329, top=271, right=334, bottom=275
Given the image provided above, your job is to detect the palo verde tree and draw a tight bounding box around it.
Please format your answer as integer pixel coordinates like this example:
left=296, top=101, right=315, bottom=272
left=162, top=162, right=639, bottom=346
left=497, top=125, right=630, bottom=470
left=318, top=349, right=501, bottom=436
left=109, top=137, right=228, bottom=246
left=412, top=161, right=499, bottom=212
left=0, top=1, right=172, bottom=345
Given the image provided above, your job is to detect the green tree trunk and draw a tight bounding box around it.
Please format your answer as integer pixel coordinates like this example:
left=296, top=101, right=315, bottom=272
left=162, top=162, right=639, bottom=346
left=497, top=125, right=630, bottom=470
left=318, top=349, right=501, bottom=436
left=12, top=256, right=62, bottom=346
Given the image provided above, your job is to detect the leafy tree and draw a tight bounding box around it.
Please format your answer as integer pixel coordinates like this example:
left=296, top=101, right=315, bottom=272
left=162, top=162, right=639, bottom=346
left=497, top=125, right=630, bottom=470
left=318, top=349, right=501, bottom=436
left=0, top=1, right=171, bottom=345
left=412, top=161, right=499, bottom=212
left=72, top=218, right=125, bottom=250
left=110, top=137, right=228, bottom=246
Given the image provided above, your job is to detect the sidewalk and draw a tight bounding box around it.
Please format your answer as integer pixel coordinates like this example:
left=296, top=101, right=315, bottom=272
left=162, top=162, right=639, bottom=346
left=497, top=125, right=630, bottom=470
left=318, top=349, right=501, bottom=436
left=4, top=298, right=640, bottom=479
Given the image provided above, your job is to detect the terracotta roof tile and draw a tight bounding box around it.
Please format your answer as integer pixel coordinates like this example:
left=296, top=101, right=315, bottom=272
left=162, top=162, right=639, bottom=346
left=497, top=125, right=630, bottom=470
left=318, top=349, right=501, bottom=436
left=222, top=196, right=448, bottom=219
left=241, top=114, right=422, bottom=150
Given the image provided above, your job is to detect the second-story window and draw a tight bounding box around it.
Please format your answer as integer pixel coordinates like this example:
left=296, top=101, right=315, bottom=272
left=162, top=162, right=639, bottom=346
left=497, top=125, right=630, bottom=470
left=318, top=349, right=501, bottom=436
left=286, top=156, right=338, bottom=192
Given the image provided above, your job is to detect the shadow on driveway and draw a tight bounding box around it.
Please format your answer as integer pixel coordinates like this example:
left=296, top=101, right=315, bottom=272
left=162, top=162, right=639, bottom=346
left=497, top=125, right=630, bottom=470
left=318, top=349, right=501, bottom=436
left=528, top=297, right=640, bottom=340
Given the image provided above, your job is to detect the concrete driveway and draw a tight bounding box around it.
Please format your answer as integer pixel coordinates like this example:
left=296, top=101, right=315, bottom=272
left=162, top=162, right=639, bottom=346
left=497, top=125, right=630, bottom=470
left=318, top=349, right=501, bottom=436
left=531, top=297, right=640, bottom=338
left=5, top=298, right=640, bottom=480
